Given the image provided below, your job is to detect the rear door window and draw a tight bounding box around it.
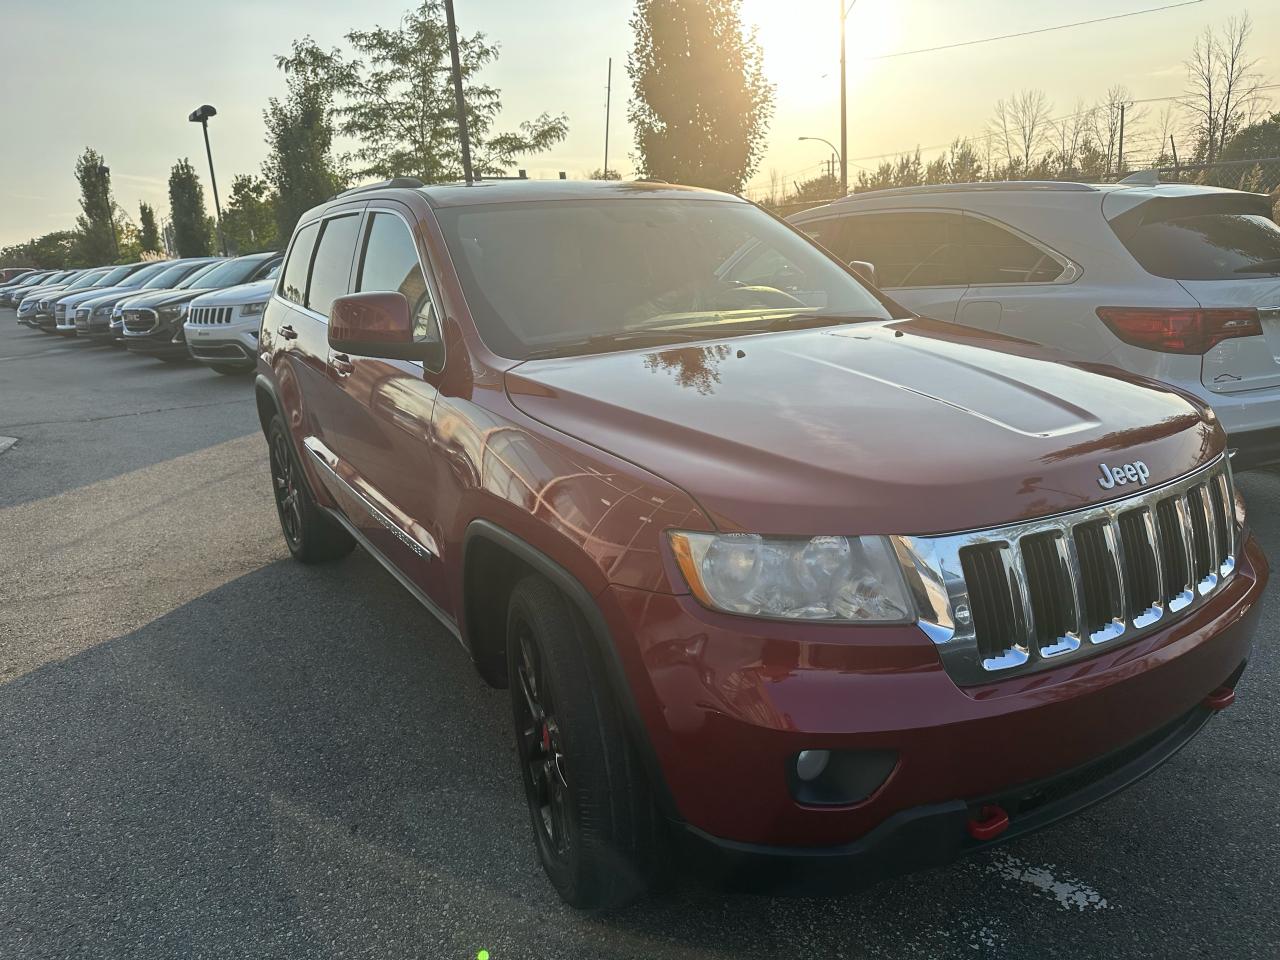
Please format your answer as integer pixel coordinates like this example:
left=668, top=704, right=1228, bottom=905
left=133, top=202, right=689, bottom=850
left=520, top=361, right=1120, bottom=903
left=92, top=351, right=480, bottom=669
left=843, top=212, right=966, bottom=288
left=279, top=222, right=319, bottom=306
left=356, top=212, right=438, bottom=341
left=1121, top=211, right=1280, bottom=280
left=963, top=216, right=1066, bottom=284
left=306, top=215, right=361, bottom=316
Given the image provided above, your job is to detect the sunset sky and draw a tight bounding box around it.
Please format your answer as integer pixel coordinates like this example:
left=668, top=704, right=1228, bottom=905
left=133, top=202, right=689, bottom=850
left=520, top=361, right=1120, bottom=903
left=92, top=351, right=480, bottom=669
left=1, top=0, right=1276, bottom=247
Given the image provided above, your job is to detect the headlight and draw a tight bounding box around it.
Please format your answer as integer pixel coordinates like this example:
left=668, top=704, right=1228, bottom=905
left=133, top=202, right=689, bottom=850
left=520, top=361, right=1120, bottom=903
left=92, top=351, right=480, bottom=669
left=157, top=303, right=188, bottom=318
left=94, top=305, right=111, bottom=316
left=668, top=531, right=913, bottom=622
left=240, top=301, right=267, bottom=317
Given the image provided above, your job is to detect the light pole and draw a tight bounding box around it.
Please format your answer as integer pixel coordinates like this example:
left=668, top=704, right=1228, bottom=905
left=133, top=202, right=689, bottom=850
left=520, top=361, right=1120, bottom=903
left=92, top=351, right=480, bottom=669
left=188, top=104, right=227, bottom=255
left=96, top=163, right=120, bottom=261
left=839, top=0, right=859, bottom=197
left=798, top=137, right=843, bottom=187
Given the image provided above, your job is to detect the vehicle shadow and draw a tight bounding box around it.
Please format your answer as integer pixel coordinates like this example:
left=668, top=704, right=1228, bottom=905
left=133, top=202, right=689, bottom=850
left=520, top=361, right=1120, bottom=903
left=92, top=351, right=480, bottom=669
left=4, top=544, right=1271, bottom=959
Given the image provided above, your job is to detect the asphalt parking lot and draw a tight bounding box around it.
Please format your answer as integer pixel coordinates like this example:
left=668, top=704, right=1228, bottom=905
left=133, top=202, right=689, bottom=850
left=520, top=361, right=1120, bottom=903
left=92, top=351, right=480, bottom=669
left=1, top=314, right=1277, bottom=960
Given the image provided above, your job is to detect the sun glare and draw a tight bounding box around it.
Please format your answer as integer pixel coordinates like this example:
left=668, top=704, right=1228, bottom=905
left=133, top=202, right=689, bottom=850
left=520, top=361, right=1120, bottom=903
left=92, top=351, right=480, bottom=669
left=742, top=0, right=904, bottom=99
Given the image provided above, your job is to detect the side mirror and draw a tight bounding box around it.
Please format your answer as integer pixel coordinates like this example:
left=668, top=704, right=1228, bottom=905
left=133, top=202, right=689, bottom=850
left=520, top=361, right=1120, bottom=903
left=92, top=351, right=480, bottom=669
left=328, top=291, right=441, bottom=364
left=848, top=260, right=878, bottom=287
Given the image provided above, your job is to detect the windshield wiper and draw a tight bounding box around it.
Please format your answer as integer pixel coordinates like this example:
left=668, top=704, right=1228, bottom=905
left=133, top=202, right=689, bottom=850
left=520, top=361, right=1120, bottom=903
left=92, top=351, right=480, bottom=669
left=1233, top=257, right=1280, bottom=274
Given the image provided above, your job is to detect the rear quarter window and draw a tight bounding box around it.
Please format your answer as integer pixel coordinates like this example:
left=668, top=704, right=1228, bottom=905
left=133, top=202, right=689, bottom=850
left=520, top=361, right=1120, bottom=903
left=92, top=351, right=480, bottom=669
left=279, top=222, right=320, bottom=306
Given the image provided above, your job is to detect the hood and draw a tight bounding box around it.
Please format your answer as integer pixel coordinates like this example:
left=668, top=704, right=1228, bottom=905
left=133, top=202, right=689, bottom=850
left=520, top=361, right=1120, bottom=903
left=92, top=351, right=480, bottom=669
left=504, top=318, right=1221, bottom=536
left=118, top=287, right=209, bottom=309
left=58, top=284, right=134, bottom=308
left=21, top=284, right=71, bottom=305
left=189, top=278, right=274, bottom=308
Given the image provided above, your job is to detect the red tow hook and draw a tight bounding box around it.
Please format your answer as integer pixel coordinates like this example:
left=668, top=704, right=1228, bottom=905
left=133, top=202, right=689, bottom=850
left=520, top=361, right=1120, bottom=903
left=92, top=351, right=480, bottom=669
left=1203, top=687, right=1236, bottom=711
left=967, top=805, right=1010, bottom=842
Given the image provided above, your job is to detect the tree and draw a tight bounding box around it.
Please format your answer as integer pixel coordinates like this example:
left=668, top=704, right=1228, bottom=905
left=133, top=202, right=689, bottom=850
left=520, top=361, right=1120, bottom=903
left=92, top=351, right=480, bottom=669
left=924, top=139, right=984, bottom=184
left=588, top=168, right=623, bottom=180
left=73, top=148, right=117, bottom=264
left=988, top=89, right=1052, bottom=172
left=0, top=231, right=80, bottom=269
left=169, top=158, right=213, bottom=257
left=280, top=3, right=568, bottom=183
left=264, top=40, right=347, bottom=241
left=1090, top=85, right=1146, bottom=175
left=1220, top=111, right=1280, bottom=162
left=138, top=202, right=161, bottom=254
left=1184, top=13, right=1265, bottom=163
left=628, top=0, right=774, bottom=194
left=221, top=175, right=279, bottom=254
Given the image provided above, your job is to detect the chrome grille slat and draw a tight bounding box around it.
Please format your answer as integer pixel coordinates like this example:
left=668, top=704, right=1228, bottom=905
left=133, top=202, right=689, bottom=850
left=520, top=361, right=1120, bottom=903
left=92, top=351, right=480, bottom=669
left=898, top=456, right=1238, bottom=686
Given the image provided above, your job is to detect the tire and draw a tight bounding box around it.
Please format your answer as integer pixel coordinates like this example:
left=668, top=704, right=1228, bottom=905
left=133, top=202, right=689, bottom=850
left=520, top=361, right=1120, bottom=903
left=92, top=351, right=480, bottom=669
left=266, top=414, right=355, bottom=564
left=211, top=364, right=253, bottom=376
left=506, top=576, right=666, bottom=909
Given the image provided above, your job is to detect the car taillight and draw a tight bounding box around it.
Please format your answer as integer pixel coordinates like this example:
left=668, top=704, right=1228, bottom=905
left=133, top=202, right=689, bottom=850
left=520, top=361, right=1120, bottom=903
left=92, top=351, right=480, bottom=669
left=1097, top=306, right=1263, bottom=355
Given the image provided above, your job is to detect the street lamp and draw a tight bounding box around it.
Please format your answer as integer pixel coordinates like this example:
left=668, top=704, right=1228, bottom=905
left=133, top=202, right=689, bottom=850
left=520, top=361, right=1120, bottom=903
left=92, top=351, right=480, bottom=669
left=798, top=136, right=844, bottom=184
left=188, top=104, right=227, bottom=255
left=96, top=164, right=121, bottom=261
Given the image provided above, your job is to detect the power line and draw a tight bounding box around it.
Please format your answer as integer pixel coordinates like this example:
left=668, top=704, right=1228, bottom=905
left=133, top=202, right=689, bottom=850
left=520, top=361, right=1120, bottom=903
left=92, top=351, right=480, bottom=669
left=869, top=0, right=1204, bottom=61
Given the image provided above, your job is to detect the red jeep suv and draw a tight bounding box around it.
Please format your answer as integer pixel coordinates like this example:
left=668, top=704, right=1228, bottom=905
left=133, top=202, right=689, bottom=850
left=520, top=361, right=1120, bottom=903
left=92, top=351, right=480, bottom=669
left=255, top=179, right=1267, bottom=908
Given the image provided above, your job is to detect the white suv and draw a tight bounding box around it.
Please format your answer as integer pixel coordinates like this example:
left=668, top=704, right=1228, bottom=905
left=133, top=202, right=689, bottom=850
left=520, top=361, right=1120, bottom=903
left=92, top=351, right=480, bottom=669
left=790, top=180, right=1280, bottom=468
left=182, top=270, right=278, bottom=374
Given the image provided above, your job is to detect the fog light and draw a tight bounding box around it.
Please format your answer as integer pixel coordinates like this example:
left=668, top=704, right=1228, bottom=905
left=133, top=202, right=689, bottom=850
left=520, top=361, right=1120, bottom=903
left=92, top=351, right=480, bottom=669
left=795, top=749, right=830, bottom=782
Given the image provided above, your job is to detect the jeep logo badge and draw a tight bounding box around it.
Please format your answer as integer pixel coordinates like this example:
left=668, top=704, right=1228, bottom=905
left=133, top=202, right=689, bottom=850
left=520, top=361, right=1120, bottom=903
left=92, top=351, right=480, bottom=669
left=1097, top=460, right=1151, bottom=490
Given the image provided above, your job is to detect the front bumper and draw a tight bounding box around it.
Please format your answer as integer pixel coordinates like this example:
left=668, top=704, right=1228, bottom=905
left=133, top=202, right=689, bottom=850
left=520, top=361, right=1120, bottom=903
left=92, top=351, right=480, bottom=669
left=681, top=692, right=1231, bottom=892
left=184, top=321, right=259, bottom=368
left=124, top=324, right=187, bottom=357
left=600, top=535, right=1267, bottom=854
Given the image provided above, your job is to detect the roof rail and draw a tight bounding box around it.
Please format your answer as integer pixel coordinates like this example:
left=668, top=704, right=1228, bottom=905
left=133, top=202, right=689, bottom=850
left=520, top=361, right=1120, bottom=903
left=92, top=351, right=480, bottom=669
left=836, top=180, right=1098, bottom=203
left=331, top=177, right=426, bottom=200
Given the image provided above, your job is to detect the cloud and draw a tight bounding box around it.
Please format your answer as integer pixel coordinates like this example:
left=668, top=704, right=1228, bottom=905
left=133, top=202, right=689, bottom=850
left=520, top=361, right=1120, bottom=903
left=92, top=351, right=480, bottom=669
left=3, top=193, right=47, bottom=202
left=113, top=172, right=167, bottom=186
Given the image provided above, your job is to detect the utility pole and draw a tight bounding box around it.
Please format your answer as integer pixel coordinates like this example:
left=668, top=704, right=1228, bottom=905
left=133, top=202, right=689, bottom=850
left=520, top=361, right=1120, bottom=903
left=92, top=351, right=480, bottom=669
left=839, top=0, right=849, bottom=197
left=603, top=57, right=612, bottom=179
left=1117, top=103, right=1126, bottom=176
left=444, top=0, right=474, bottom=184
left=1170, top=135, right=1180, bottom=180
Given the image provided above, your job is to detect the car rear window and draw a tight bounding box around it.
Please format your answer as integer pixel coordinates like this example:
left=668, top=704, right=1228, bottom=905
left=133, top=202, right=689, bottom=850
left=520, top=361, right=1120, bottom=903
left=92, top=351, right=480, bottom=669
left=1113, top=196, right=1280, bottom=280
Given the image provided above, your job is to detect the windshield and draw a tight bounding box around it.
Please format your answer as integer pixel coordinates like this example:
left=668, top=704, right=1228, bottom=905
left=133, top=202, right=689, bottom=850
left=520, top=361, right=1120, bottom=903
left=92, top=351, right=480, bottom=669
left=436, top=198, right=893, bottom=359
left=96, top=265, right=135, bottom=286
left=121, top=261, right=172, bottom=287
left=65, top=269, right=108, bottom=290
left=189, top=256, right=270, bottom=289
left=144, top=261, right=206, bottom=289
left=175, top=260, right=226, bottom=289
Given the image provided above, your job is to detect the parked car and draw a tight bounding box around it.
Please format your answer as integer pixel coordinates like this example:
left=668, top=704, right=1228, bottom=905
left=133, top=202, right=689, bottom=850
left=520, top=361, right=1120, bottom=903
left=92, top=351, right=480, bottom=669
left=789, top=179, right=1280, bottom=469
left=0, top=267, right=33, bottom=284
left=16, top=269, right=94, bottom=326
left=0, top=269, right=58, bottom=307
left=183, top=268, right=280, bottom=374
left=122, top=252, right=279, bottom=360
left=33, top=267, right=114, bottom=331
left=53, top=261, right=153, bottom=335
left=71, top=260, right=176, bottom=336
left=255, top=179, right=1266, bottom=908
left=98, top=258, right=223, bottom=343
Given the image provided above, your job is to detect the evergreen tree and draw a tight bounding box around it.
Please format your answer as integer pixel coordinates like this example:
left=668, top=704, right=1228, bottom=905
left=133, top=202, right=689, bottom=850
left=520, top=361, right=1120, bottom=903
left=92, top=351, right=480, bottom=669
left=628, top=0, right=773, bottom=193
left=168, top=158, right=213, bottom=257
left=138, top=202, right=161, bottom=254
left=73, top=148, right=117, bottom=263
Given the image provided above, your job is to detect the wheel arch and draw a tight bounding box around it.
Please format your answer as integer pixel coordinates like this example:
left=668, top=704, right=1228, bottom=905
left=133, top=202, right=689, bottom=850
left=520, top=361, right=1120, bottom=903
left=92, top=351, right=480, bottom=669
left=461, top=519, right=678, bottom=819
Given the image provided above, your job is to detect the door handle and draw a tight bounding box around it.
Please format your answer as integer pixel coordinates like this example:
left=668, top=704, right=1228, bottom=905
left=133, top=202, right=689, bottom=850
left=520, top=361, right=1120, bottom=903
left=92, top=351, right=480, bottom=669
left=330, top=353, right=354, bottom=377
left=278, top=324, right=298, bottom=341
